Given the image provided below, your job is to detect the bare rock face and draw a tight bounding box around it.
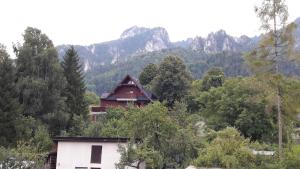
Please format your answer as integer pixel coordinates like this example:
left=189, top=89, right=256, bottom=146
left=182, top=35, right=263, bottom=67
left=120, top=26, right=149, bottom=39
left=187, top=30, right=257, bottom=53
left=57, top=26, right=171, bottom=71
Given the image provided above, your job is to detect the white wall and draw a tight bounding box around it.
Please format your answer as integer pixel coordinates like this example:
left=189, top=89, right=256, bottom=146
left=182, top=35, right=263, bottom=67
left=56, top=141, right=127, bottom=169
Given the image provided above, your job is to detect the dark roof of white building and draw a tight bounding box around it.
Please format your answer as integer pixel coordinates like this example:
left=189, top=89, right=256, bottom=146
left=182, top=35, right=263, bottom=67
left=53, top=136, right=130, bottom=143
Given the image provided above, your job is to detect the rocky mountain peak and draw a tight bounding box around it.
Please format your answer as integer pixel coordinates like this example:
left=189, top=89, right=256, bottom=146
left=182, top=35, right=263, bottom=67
left=143, top=27, right=170, bottom=52
left=187, top=29, right=257, bottom=53
left=120, top=26, right=150, bottom=39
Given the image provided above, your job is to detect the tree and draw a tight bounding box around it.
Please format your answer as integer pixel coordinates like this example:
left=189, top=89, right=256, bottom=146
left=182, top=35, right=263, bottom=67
left=153, top=56, right=192, bottom=107
left=61, top=46, right=89, bottom=134
left=247, top=0, right=298, bottom=158
left=117, top=102, right=200, bottom=169
left=0, top=140, right=49, bottom=169
left=0, top=45, right=22, bottom=147
left=201, top=67, right=225, bottom=91
left=15, top=27, right=68, bottom=136
left=194, top=78, right=276, bottom=142
left=139, top=63, right=158, bottom=86
left=84, top=91, right=100, bottom=105
left=194, top=127, right=256, bottom=169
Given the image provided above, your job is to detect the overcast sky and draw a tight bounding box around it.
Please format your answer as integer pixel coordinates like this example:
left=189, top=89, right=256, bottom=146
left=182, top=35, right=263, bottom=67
left=1, top=0, right=300, bottom=56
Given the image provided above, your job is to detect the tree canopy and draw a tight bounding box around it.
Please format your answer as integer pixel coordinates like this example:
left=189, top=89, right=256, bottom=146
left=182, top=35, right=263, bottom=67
left=153, top=56, right=192, bottom=107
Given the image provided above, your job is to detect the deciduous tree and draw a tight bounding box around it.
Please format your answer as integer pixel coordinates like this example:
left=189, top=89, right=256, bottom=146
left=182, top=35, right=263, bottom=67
left=139, top=63, right=158, bottom=86
left=15, top=27, right=68, bottom=136
left=153, top=56, right=192, bottom=107
left=247, top=0, right=299, bottom=158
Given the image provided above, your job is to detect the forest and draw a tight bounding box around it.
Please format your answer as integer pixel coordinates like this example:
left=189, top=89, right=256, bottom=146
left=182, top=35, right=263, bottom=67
left=1, top=0, right=300, bottom=169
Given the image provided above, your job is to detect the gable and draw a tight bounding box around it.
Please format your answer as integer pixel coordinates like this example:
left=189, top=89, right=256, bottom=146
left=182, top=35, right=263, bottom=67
left=102, top=75, right=155, bottom=101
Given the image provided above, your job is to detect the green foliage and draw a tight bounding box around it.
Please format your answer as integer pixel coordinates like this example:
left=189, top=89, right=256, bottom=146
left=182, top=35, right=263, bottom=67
left=0, top=124, right=52, bottom=168
left=281, top=146, right=300, bottom=169
left=193, top=77, right=276, bottom=142
left=116, top=102, right=200, bottom=168
left=0, top=140, right=48, bottom=169
left=84, top=91, right=100, bottom=105
left=62, top=46, right=89, bottom=134
left=117, top=141, right=164, bottom=169
left=67, top=115, right=87, bottom=136
left=139, top=63, right=158, bottom=86
left=16, top=27, right=68, bottom=136
left=249, top=0, right=299, bottom=157
left=186, top=80, right=203, bottom=113
left=31, top=126, right=53, bottom=153
left=86, top=102, right=200, bottom=169
left=293, top=144, right=300, bottom=156
left=153, top=55, right=192, bottom=107
left=83, top=120, right=104, bottom=137
left=201, top=67, right=225, bottom=91
left=194, top=127, right=255, bottom=169
left=0, top=44, right=22, bottom=147
left=83, top=107, right=128, bottom=137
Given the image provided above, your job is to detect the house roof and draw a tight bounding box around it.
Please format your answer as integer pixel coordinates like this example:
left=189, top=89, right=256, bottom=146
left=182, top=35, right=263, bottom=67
left=101, top=74, right=157, bottom=101
left=53, top=136, right=130, bottom=143
left=100, top=92, right=110, bottom=99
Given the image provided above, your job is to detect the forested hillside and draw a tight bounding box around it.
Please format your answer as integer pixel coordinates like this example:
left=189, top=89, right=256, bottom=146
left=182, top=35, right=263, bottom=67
left=86, top=47, right=300, bottom=95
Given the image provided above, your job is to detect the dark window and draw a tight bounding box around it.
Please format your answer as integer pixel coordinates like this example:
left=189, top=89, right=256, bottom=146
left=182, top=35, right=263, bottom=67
left=91, top=145, right=102, bottom=163
left=91, top=168, right=101, bottom=169
left=75, top=167, right=87, bottom=169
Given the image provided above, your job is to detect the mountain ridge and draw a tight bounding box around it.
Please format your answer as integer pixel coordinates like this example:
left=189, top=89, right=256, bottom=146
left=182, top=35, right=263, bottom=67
left=56, top=18, right=300, bottom=95
left=57, top=26, right=261, bottom=72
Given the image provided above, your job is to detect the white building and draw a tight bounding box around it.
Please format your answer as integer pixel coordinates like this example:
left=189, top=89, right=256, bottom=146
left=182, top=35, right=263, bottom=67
left=51, top=137, right=141, bottom=169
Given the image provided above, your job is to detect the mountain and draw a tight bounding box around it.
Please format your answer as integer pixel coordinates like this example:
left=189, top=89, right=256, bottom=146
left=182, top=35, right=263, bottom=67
left=56, top=18, right=300, bottom=95
left=57, top=26, right=171, bottom=71
left=175, top=30, right=260, bottom=53
left=57, top=27, right=259, bottom=71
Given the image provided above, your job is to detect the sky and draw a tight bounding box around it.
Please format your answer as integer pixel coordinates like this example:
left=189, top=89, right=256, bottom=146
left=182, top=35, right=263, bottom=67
left=1, top=0, right=300, bottom=56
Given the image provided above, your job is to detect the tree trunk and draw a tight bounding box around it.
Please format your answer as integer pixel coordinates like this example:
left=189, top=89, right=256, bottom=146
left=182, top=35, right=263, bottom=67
left=277, top=86, right=283, bottom=159
left=273, top=0, right=283, bottom=160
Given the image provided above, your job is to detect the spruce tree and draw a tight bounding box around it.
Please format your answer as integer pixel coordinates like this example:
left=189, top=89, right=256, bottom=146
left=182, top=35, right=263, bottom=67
left=0, top=44, right=22, bottom=147
left=15, top=27, right=68, bottom=136
left=62, top=46, right=88, bottom=134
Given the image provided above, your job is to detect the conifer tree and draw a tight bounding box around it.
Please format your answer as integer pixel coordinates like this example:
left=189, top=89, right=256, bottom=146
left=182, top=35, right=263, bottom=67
left=61, top=46, right=88, bottom=134
left=0, top=44, right=22, bottom=146
left=15, top=27, right=68, bottom=136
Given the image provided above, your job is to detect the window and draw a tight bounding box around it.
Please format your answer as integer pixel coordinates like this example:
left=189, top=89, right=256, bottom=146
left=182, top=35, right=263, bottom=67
left=75, top=167, right=87, bottom=169
left=91, top=168, right=101, bottom=169
left=91, top=145, right=102, bottom=164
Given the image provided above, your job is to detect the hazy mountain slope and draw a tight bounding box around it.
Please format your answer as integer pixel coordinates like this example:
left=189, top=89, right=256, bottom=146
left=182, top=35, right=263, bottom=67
left=85, top=48, right=250, bottom=94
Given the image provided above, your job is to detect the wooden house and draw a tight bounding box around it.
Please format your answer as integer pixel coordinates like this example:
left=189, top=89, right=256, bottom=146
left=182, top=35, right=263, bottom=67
left=90, top=75, right=156, bottom=120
